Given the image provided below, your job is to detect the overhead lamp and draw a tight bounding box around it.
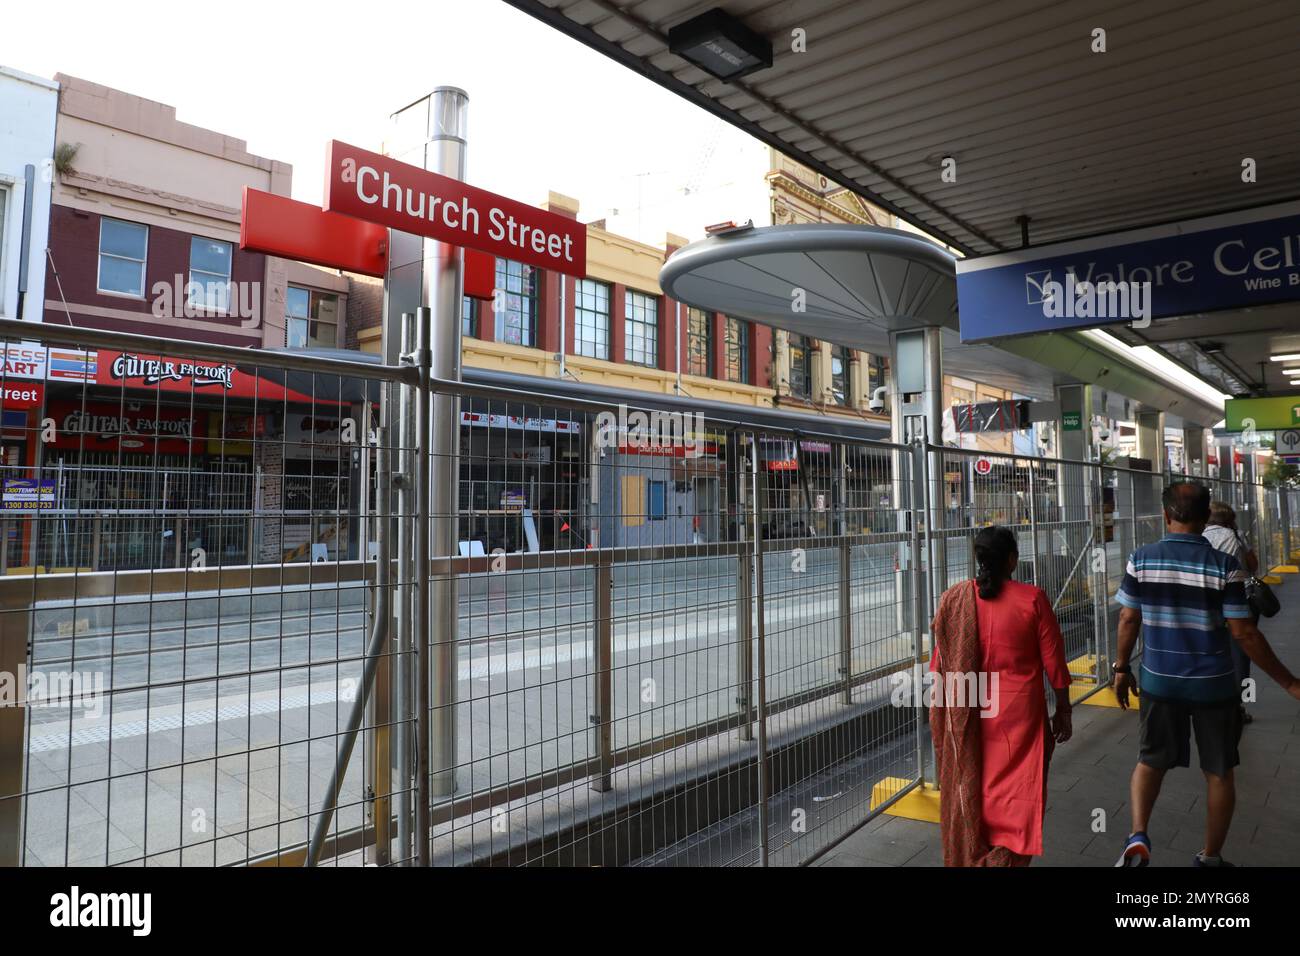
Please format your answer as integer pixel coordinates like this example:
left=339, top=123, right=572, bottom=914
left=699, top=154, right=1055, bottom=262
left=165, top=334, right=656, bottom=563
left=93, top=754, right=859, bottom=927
left=668, top=7, right=773, bottom=82
left=1269, top=353, right=1300, bottom=362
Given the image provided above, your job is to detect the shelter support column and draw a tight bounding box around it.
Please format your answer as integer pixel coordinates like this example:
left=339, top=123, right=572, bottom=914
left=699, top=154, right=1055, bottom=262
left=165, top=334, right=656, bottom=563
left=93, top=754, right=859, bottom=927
left=1217, top=436, right=1236, bottom=484
left=1055, top=383, right=1107, bottom=689
left=890, top=327, right=944, bottom=622
left=1136, top=411, right=1166, bottom=476
left=1182, top=425, right=1207, bottom=477
left=1054, top=383, right=1096, bottom=527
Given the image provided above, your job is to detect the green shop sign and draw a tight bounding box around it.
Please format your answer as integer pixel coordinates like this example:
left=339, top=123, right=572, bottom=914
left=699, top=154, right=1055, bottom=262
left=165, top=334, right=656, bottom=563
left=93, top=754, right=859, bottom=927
left=1224, top=396, right=1300, bottom=432
left=1061, top=411, right=1082, bottom=431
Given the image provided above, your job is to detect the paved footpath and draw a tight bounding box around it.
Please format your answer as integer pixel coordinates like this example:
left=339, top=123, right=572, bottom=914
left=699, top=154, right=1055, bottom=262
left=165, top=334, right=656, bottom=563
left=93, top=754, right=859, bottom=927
left=816, top=577, right=1300, bottom=868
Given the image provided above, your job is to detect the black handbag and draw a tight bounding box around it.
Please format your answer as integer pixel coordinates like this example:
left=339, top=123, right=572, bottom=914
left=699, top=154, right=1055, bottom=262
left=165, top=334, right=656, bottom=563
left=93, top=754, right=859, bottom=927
left=1245, top=575, right=1281, bottom=618
left=1235, top=532, right=1280, bottom=618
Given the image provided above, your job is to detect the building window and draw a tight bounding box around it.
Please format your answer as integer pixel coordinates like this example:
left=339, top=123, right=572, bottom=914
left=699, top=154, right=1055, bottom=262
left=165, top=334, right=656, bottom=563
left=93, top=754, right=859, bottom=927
left=97, top=217, right=148, bottom=297
left=686, top=308, right=713, bottom=377
left=575, top=279, right=610, bottom=360
left=866, top=353, right=886, bottom=401
left=648, top=480, right=667, bottom=520
left=624, top=290, right=658, bottom=367
left=188, top=236, right=233, bottom=312
left=788, top=333, right=812, bottom=399
left=493, top=259, right=536, bottom=346
left=725, top=316, right=750, bottom=384
left=830, top=345, right=852, bottom=406
left=462, top=296, right=477, bottom=338
left=287, top=286, right=340, bottom=349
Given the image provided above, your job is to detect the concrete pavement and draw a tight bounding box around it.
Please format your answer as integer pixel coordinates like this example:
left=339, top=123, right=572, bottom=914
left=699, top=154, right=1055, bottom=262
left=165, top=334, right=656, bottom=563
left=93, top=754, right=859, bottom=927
left=814, top=578, right=1300, bottom=868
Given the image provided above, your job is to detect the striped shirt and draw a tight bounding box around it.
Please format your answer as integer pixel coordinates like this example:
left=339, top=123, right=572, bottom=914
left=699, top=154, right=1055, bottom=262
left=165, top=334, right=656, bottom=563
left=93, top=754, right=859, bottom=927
left=1115, top=532, right=1250, bottom=704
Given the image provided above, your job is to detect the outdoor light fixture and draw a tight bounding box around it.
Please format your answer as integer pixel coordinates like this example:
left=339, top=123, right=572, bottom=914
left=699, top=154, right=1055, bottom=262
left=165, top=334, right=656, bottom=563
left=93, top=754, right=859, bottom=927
left=668, top=7, right=773, bottom=82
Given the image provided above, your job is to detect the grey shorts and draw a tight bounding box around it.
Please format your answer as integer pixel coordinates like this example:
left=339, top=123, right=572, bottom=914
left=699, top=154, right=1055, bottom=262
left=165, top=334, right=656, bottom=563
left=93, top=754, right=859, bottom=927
left=1138, top=695, right=1242, bottom=778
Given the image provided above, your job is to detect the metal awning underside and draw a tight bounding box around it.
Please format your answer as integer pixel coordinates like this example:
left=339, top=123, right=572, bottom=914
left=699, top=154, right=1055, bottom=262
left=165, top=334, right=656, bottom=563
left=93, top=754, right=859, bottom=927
left=504, top=0, right=1300, bottom=257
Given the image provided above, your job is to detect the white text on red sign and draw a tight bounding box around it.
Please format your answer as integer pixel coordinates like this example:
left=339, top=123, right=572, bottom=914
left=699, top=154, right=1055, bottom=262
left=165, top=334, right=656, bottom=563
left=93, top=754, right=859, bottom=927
left=324, top=141, right=587, bottom=279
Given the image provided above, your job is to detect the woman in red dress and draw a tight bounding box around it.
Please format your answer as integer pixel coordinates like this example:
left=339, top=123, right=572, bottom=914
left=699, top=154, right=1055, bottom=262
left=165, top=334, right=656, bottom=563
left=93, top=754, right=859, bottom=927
left=929, top=525, right=1074, bottom=866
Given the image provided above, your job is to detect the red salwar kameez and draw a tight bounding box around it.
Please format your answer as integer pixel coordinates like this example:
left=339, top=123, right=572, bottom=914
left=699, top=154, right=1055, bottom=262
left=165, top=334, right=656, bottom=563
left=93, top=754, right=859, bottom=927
left=929, top=579, right=1071, bottom=865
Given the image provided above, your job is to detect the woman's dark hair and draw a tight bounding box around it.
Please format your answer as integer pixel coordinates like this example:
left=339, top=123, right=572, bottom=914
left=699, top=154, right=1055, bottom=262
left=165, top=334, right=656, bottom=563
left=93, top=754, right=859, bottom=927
left=974, top=525, right=1018, bottom=599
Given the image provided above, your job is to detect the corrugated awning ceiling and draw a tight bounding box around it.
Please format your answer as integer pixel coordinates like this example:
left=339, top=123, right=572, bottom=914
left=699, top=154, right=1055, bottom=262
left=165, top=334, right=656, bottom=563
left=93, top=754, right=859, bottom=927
left=506, top=0, right=1300, bottom=256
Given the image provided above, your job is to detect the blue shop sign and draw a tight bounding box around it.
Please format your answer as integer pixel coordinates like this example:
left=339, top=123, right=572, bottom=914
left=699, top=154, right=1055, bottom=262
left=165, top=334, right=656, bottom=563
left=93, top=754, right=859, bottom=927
left=957, top=202, right=1300, bottom=342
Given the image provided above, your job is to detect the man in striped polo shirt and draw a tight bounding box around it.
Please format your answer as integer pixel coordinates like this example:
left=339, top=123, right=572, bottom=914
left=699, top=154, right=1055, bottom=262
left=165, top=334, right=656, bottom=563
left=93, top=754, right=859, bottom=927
left=1112, top=482, right=1300, bottom=867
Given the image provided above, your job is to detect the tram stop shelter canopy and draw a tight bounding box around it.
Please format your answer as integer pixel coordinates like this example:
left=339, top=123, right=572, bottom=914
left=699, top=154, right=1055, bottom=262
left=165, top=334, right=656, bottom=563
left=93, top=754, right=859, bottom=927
left=659, top=222, right=1226, bottom=427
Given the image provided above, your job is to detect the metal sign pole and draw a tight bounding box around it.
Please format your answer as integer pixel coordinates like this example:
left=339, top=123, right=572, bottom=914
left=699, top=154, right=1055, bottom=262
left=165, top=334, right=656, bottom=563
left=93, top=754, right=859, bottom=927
left=423, top=89, right=468, bottom=800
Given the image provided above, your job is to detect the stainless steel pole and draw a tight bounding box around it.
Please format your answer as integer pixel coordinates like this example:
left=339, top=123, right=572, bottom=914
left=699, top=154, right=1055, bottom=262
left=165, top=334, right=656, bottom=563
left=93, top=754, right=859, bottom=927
left=1091, top=463, right=1110, bottom=683
left=395, top=313, right=415, bottom=863
left=735, top=432, right=754, bottom=742
left=910, top=438, right=929, bottom=789
left=1027, top=460, right=1040, bottom=587
left=837, top=442, right=852, bottom=705
left=423, top=88, right=468, bottom=800
left=751, top=436, right=770, bottom=867
left=591, top=554, right=613, bottom=793
left=414, top=306, right=433, bottom=865
left=304, top=427, right=391, bottom=867
left=922, top=328, right=945, bottom=612
left=1283, top=489, right=1295, bottom=563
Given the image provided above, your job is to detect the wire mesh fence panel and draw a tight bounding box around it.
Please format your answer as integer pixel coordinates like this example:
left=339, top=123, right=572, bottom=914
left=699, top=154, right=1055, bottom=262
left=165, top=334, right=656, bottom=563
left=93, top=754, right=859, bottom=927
left=419, top=406, right=928, bottom=868
left=756, top=437, right=924, bottom=866
left=928, top=447, right=1110, bottom=705
left=0, top=322, right=413, bottom=868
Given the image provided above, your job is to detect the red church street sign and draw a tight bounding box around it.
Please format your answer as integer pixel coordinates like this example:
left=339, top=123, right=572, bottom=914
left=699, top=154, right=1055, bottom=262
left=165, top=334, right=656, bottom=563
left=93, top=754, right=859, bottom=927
left=241, top=188, right=388, bottom=277
left=1, top=381, right=43, bottom=410
left=324, top=140, right=587, bottom=278
left=240, top=187, right=497, bottom=299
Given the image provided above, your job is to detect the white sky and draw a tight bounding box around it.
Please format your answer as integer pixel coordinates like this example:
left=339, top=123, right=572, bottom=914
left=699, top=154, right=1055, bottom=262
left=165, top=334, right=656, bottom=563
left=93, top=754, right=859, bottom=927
left=5, top=0, right=769, bottom=246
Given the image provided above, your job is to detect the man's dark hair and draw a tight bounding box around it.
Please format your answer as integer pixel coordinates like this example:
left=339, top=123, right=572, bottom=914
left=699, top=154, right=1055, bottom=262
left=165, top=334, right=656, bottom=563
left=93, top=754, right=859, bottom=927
left=1162, top=481, right=1211, bottom=524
